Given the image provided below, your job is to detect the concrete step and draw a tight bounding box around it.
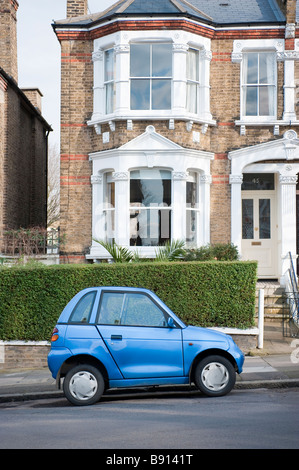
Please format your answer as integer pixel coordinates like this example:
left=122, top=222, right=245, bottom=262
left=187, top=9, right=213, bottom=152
left=255, top=281, right=287, bottom=321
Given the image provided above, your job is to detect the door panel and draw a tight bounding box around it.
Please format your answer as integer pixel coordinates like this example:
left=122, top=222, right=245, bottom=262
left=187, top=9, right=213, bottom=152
left=242, top=192, right=276, bottom=277
left=96, top=290, right=184, bottom=379
left=97, top=325, right=183, bottom=379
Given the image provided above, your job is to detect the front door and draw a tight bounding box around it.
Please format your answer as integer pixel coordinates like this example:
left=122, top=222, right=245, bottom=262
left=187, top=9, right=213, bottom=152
left=241, top=174, right=277, bottom=277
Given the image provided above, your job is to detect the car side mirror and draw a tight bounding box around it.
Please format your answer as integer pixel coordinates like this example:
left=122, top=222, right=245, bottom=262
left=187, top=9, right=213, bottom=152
left=167, top=317, right=174, bottom=328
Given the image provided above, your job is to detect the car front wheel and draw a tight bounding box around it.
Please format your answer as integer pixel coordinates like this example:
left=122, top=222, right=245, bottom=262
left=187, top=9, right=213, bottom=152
left=194, top=355, right=236, bottom=397
left=63, top=364, right=105, bottom=406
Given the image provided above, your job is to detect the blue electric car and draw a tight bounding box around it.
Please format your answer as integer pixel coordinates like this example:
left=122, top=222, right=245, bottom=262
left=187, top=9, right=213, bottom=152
left=48, top=286, right=244, bottom=405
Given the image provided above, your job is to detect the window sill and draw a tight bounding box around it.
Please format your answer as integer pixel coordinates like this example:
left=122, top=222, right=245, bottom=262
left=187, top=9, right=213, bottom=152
left=235, top=119, right=299, bottom=135
left=87, top=112, right=216, bottom=134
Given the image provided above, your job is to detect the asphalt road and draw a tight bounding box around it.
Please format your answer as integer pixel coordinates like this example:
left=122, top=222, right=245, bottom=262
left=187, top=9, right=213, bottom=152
left=1, top=387, right=299, bottom=450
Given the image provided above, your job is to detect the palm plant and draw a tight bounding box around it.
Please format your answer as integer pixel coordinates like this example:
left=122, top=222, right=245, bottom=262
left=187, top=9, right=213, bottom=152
left=155, top=240, right=186, bottom=262
left=93, top=239, right=134, bottom=263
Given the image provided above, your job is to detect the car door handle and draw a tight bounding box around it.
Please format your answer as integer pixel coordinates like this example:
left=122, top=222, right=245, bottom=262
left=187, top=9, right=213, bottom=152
left=111, top=335, right=122, bottom=340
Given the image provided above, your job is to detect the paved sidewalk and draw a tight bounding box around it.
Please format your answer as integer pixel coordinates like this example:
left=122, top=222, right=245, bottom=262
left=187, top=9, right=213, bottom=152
left=0, top=322, right=298, bottom=403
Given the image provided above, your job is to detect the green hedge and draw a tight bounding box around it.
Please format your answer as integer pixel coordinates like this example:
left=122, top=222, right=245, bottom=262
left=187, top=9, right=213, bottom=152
left=0, top=261, right=257, bottom=341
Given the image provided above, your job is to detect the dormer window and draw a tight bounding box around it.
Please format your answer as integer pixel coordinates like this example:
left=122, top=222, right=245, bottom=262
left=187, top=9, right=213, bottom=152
left=130, top=43, right=172, bottom=111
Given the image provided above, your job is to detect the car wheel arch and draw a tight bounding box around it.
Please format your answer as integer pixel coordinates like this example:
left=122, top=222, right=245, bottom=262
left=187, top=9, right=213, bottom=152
left=189, top=348, right=238, bottom=383
left=59, top=354, right=109, bottom=386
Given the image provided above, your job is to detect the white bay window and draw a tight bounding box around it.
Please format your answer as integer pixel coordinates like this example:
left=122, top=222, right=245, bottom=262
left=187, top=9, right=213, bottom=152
left=89, top=31, right=214, bottom=127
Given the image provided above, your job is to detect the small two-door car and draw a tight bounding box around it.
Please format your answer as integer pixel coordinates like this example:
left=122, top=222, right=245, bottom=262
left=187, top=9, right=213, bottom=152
left=48, top=286, right=245, bottom=406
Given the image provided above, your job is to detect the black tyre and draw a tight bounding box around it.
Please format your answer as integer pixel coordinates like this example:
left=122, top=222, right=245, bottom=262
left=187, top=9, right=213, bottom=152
left=194, top=355, right=236, bottom=397
left=63, top=364, right=105, bottom=406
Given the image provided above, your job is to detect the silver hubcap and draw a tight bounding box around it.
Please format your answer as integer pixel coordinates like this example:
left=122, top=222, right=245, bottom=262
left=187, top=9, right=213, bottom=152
left=201, top=362, right=229, bottom=391
left=69, top=371, right=98, bottom=401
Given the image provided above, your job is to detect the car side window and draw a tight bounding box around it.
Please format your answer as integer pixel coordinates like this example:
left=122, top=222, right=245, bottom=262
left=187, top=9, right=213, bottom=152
left=69, top=291, right=96, bottom=323
left=97, top=292, right=168, bottom=327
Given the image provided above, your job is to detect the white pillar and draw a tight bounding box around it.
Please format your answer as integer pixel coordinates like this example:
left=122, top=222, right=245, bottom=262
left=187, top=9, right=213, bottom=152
left=172, top=171, right=188, bottom=240
left=114, top=44, right=130, bottom=114
left=199, top=174, right=212, bottom=245
left=91, top=48, right=104, bottom=121
left=283, top=58, right=296, bottom=121
left=229, top=174, right=243, bottom=255
left=172, top=43, right=188, bottom=114
left=279, top=173, right=298, bottom=281
left=113, top=171, right=129, bottom=246
left=200, top=50, right=213, bottom=121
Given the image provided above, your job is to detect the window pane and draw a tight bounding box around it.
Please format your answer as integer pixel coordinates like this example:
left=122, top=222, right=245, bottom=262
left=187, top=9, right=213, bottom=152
left=244, top=86, right=257, bottom=116
left=186, top=82, right=197, bottom=113
left=186, top=210, right=197, bottom=244
left=187, top=181, right=197, bottom=207
left=130, top=171, right=171, bottom=206
left=105, top=83, right=114, bottom=114
left=70, top=292, right=96, bottom=323
left=123, top=293, right=166, bottom=326
left=246, top=53, right=258, bottom=84
left=131, top=79, right=150, bottom=110
left=152, top=44, right=172, bottom=77
left=242, top=174, right=274, bottom=190
left=259, top=53, right=275, bottom=84
left=242, top=199, right=254, bottom=239
left=130, top=44, right=150, bottom=77
left=152, top=80, right=171, bottom=110
left=130, top=208, right=171, bottom=246
left=105, top=49, right=114, bottom=82
left=98, top=292, right=124, bottom=325
left=259, top=199, right=271, bottom=239
left=187, top=49, right=199, bottom=81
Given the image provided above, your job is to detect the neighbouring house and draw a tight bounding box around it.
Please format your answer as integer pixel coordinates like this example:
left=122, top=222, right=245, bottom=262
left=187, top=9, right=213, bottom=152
left=53, top=0, right=299, bottom=285
left=0, top=0, right=51, bottom=254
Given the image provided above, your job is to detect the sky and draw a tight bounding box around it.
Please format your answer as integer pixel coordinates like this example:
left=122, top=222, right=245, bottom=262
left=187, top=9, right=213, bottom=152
left=17, top=0, right=116, bottom=147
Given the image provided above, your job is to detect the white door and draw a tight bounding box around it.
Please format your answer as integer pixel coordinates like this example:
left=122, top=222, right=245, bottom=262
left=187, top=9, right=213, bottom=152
left=241, top=191, right=277, bottom=277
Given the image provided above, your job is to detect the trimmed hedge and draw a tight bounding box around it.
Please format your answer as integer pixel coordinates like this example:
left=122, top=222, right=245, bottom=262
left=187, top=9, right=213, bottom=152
left=0, top=261, right=257, bottom=341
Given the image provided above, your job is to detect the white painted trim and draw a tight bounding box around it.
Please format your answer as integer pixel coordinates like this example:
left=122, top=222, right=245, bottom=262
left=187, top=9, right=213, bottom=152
left=0, top=341, right=50, bottom=346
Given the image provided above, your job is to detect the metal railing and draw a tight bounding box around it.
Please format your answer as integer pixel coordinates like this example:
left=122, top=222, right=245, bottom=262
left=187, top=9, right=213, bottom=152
left=0, top=227, right=60, bottom=257
left=286, top=252, right=299, bottom=336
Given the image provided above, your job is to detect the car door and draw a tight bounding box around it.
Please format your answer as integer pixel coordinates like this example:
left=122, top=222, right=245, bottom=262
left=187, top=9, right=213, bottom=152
left=96, top=290, right=184, bottom=379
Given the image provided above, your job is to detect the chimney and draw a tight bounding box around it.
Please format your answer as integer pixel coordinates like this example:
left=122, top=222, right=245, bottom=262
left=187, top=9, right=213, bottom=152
left=0, top=0, right=19, bottom=82
left=21, top=88, right=43, bottom=113
left=285, top=0, right=296, bottom=23
left=67, top=0, right=88, bottom=18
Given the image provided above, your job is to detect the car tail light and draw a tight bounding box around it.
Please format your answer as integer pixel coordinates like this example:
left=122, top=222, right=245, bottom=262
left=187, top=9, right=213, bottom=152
left=51, top=327, right=59, bottom=342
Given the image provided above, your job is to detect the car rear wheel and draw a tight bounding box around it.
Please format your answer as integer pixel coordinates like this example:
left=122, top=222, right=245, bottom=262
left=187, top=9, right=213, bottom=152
left=63, top=364, right=105, bottom=406
left=194, top=355, right=236, bottom=397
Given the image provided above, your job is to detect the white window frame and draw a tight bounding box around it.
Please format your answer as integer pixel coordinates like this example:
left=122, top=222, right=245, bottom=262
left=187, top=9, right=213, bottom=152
left=186, top=48, right=201, bottom=115
left=104, top=49, right=115, bottom=115
left=241, top=50, right=277, bottom=120
left=232, top=39, right=284, bottom=125
left=130, top=43, right=173, bottom=111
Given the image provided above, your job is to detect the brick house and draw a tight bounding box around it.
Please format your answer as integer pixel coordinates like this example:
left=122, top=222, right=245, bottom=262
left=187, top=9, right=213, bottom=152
left=0, top=0, right=51, bottom=248
left=53, top=0, right=299, bottom=284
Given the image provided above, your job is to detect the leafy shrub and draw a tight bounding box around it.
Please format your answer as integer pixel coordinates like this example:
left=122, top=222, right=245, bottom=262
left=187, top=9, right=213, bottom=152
left=183, top=243, right=239, bottom=261
left=0, top=261, right=257, bottom=341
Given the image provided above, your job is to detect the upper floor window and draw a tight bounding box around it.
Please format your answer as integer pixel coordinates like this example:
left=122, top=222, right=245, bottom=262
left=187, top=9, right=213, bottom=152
left=186, top=48, right=200, bottom=114
left=130, top=43, right=172, bottom=110
left=242, top=52, right=276, bottom=118
left=104, top=49, right=115, bottom=114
